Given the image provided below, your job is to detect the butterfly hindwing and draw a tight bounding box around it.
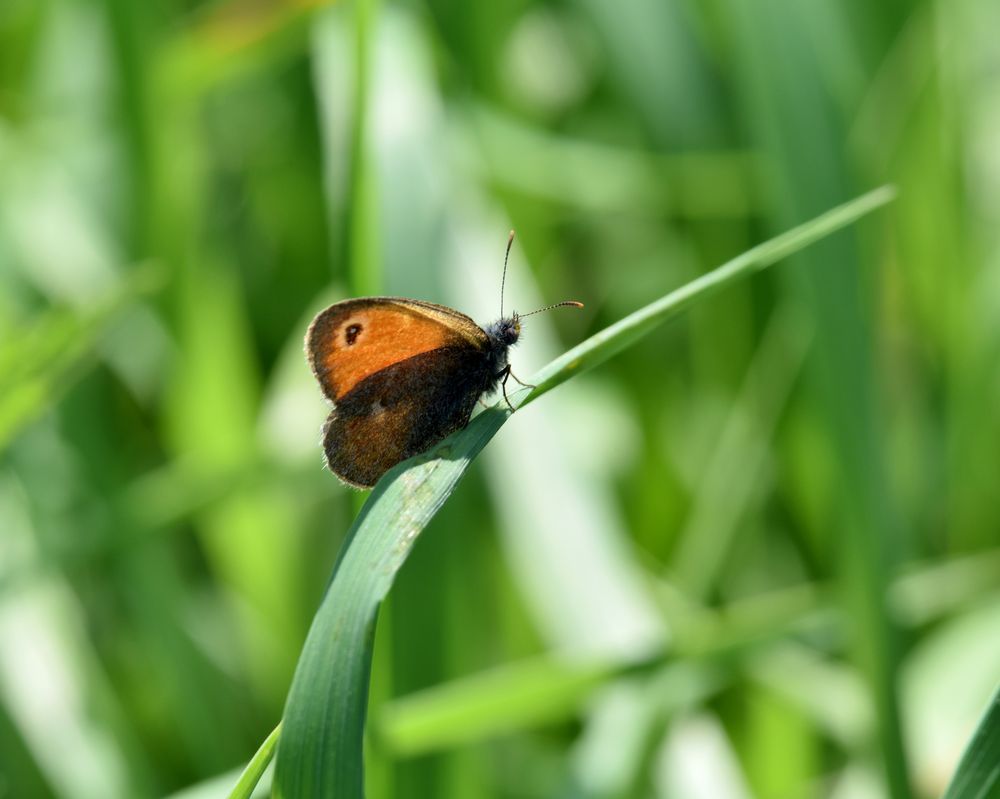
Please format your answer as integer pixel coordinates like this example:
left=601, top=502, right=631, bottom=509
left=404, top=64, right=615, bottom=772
left=321, top=345, right=494, bottom=488
left=306, top=298, right=489, bottom=402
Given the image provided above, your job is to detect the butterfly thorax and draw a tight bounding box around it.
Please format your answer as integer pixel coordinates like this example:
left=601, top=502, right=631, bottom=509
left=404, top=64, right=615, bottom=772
left=483, top=314, right=520, bottom=374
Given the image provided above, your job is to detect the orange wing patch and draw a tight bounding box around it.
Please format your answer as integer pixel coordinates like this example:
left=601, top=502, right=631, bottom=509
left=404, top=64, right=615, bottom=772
left=306, top=298, right=486, bottom=402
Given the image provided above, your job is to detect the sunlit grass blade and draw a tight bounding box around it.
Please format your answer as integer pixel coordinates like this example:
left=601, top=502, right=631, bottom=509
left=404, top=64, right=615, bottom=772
left=227, top=722, right=281, bottom=799
left=267, top=186, right=896, bottom=799
left=377, top=657, right=619, bottom=756
left=940, top=683, right=1000, bottom=799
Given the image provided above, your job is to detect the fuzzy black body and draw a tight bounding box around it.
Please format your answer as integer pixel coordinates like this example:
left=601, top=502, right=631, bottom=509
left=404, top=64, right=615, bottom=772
left=306, top=297, right=520, bottom=488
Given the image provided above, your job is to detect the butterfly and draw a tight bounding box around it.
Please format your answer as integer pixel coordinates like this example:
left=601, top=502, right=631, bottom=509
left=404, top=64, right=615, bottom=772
left=305, top=232, right=582, bottom=488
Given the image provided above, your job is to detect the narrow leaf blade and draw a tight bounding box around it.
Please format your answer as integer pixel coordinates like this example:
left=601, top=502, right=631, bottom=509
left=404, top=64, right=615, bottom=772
left=941, top=684, right=1000, bottom=799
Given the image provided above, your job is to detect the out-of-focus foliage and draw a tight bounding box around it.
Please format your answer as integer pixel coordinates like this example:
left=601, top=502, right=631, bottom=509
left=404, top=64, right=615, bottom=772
left=0, top=0, right=997, bottom=798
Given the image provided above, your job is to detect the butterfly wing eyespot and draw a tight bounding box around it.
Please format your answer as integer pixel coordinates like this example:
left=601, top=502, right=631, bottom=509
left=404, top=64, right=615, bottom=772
left=344, top=323, right=363, bottom=345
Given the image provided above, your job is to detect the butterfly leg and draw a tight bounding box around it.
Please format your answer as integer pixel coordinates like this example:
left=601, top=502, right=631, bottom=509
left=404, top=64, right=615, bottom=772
left=496, top=365, right=517, bottom=412
left=507, top=369, right=536, bottom=390
left=497, top=366, right=536, bottom=411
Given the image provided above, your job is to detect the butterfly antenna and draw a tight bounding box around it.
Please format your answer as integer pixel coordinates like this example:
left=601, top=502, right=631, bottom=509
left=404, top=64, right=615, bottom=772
left=518, top=300, right=585, bottom=318
left=500, top=229, right=515, bottom=319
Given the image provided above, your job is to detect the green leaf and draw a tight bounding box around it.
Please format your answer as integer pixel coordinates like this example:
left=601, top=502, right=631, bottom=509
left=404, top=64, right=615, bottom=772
left=267, top=185, right=897, bottom=799
left=941, top=683, right=1000, bottom=799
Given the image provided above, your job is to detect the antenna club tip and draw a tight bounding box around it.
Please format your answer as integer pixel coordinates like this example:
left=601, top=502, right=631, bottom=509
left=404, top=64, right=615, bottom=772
left=508, top=229, right=515, bottom=240
left=569, top=301, right=584, bottom=309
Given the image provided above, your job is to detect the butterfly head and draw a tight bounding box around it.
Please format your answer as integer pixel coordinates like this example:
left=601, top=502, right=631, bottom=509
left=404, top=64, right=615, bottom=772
left=486, top=314, right=521, bottom=347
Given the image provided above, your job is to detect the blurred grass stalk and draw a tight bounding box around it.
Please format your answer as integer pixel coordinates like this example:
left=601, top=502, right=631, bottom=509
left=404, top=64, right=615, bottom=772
left=724, top=1, right=914, bottom=795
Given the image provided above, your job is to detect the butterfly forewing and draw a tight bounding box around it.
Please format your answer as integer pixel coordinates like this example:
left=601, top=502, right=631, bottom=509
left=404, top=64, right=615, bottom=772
left=306, top=298, right=488, bottom=402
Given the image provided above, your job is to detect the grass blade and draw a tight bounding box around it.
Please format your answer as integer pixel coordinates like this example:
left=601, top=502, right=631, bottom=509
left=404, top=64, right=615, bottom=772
left=272, top=408, right=509, bottom=798
left=268, top=186, right=896, bottom=798
left=377, top=657, right=618, bottom=756
left=522, top=184, right=896, bottom=406
left=227, top=723, right=281, bottom=799
left=941, top=684, right=1000, bottom=799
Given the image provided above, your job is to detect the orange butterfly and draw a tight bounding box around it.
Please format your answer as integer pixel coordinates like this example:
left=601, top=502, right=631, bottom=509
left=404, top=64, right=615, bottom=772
left=306, top=232, right=582, bottom=488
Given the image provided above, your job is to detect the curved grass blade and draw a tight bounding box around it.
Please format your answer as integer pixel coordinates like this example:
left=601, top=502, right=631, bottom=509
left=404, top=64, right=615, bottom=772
left=272, top=408, right=510, bottom=798
left=941, top=683, right=1000, bottom=799
left=267, top=185, right=896, bottom=799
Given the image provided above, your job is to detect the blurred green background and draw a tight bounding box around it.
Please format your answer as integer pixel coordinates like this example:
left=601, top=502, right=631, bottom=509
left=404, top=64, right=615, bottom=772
left=2, top=0, right=999, bottom=797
